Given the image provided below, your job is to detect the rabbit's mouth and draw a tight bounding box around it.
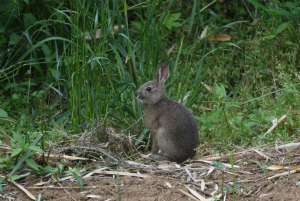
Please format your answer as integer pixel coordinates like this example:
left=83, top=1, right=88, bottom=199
left=135, top=93, right=145, bottom=103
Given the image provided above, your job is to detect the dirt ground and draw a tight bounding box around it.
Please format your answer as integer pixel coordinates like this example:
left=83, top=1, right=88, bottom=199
left=2, top=142, right=300, bottom=201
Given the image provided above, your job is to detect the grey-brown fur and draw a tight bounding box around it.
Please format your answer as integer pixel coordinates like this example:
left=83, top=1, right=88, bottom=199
left=135, top=63, right=199, bottom=163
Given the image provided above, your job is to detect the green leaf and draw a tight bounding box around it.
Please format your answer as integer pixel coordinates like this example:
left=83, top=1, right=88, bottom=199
left=0, top=164, right=8, bottom=168
left=71, top=172, right=83, bottom=190
left=9, top=34, right=20, bottom=45
left=49, top=68, right=60, bottom=81
left=12, top=131, right=24, bottom=147
left=0, top=108, right=8, bottom=118
left=40, top=43, right=50, bottom=57
left=215, top=84, right=226, bottom=99
left=188, top=0, right=196, bottom=36
left=234, top=183, right=242, bottom=189
left=55, top=110, right=71, bottom=124
left=27, top=146, right=45, bottom=153
left=64, top=56, right=72, bottom=66
left=0, top=25, right=4, bottom=33
left=171, top=13, right=181, bottom=19
left=288, top=116, right=294, bottom=126
left=165, top=23, right=172, bottom=30
left=0, top=158, right=5, bottom=163
left=246, top=0, right=268, bottom=10
left=0, top=178, right=5, bottom=184
left=10, top=147, right=23, bottom=158
left=276, top=22, right=290, bottom=35
left=4, top=83, right=19, bottom=90
left=20, top=113, right=28, bottom=128
left=10, top=175, right=21, bottom=181
left=207, top=110, right=222, bottom=121
left=12, top=94, right=19, bottom=100
left=58, top=164, right=64, bottom=173
left=43, top=166, right=55, bottom=173
left=25, top=158, right=39, bottom=171
left=258, top=35, right=276, bottom=41
left=209, top=10, right=224, bottom=24
left=212, top=161, right=225, bottom=170
left=223, top=185, right=233, bottom=192
left=135, top=129, right=149, bottom=146
left=23, top=0, right=29, bottom=4
left=233, top=116, right=243, bottom=127
left=164, top=12, right=182, bottom=30
left=282, top=2, right=296, bottom=8
left=0, top=178, right=5, bottom=193
left=56, top=13, right=65, bottom=22
left=171, top=22, right=182, bottom=28
left=20, top=81, right=37, bottom=86
left=281, top=40, right=294, bottom=45
left=4, top=156, right=10, bottom=164
left=131, top=21, right=142, bottom=30
left=168, top=14, right=181, bottom=23
left=32, top=90, right=45, bottom=99
left=268, top=8, right=294, bottom=17
left=23, top=13, right=37, bottom=30
left=264, top=116, right=277, bottom=121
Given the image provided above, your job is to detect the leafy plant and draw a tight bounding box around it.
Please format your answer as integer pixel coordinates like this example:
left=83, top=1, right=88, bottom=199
left=68, top=167, right=83, bottom=190
left=0, top=132, right=43, bottom=191
left=249, top=160, right=269, bottom=183
left=296, top=175, right=300, bottom=186
left=212, top=161, right=225, bottom=170
left=162, top=12, right=183, bottom=30
left=212, top=194, right=221, bottom=201
left=223, top=183, right=242, bottom=192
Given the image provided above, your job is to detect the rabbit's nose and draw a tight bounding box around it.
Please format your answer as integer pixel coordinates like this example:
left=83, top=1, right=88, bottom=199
left=135, top=92, right=138, bottom=97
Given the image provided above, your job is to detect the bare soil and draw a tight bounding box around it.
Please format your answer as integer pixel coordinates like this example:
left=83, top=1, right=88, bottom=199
left=2, top=142, right=300, bottom=201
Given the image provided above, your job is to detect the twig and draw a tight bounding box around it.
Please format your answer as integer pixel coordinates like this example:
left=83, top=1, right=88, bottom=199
left=267, top=170, right=297, bottom=180
left=178, top=189, right=199, bottom=201
left=67, top=146, right=117, bottom=161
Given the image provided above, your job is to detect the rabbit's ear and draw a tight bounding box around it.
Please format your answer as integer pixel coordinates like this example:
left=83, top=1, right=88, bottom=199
left=154, top=62, right=169, bottom=84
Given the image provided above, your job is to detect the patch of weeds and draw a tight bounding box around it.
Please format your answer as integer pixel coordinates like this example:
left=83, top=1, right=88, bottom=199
left=212, top=194, right=221, bottom=201
left=0, top=132, right=43, bottom=191
left=213, top=161, right=225, bottom=170
left=296, top=175, right=300, bottom=187
left=197, top=79, right=298, bottom=149
left=211, top=152, right=243, bottom=200
left=249, top=160, right=269, bottom=183
left=223, top=182, right=242, bottom=192
left=68, top=167, right=83, bottom=190
left=212, top=161, right=226, bottom=198
left=1, top=131, right=44, bottom=171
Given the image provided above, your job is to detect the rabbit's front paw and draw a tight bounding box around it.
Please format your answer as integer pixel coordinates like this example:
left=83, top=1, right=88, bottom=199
left=148, top=153, right=168, bottom=161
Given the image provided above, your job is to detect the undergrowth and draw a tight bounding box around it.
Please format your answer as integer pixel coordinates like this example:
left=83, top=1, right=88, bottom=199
left=0, top=0, right=299, bottom=192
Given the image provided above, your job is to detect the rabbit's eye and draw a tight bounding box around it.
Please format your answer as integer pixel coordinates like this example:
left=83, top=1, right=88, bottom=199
left=146, top=86, right=152, bottom=91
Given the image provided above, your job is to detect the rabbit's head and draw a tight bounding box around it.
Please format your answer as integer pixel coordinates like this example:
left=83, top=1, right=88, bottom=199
left=135, top=63, right=170, bottom=104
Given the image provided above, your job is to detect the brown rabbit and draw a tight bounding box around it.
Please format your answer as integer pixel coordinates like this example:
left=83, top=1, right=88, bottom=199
left=135, top=62, right=199, bottom=163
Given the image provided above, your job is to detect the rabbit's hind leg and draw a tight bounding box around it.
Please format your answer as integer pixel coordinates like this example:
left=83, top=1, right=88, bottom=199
left=151, top=134, right=159, bottom=154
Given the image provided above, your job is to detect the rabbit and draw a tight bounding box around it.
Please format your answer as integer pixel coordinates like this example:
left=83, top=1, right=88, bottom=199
left=135, top=62, right=199, bottom=163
